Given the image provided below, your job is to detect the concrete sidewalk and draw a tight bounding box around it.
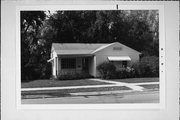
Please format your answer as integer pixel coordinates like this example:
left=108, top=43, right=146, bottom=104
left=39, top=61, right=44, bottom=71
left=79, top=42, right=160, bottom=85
left=89, top=79, right=145, bottom=91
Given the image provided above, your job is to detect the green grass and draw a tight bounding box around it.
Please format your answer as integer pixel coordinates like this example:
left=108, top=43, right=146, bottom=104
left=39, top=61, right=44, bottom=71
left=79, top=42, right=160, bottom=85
left=22, top=86, right=131, bottom=99
left=110, top=77, right=159, bottom=83
left=21, top=79, right=111, bottom=88
left=21, top=78, right=159, bottom=88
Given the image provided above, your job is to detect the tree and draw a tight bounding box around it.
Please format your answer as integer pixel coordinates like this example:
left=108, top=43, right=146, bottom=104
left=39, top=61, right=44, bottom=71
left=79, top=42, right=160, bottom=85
left=21, top=11, right=46, bottom=81
left=21, top=10, right=159, bottom=80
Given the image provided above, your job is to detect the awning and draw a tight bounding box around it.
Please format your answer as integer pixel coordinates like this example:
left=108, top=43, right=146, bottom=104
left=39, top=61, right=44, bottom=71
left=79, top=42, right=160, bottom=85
left=108, top=56, right=131, bottom=61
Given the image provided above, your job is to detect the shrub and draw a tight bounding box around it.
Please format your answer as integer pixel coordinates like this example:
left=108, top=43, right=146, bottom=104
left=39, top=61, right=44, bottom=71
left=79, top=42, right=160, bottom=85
left=115, top=67, right=136, bottom=79
left=130, top=62, right=141, bottom=77
left=132, top=56, right=159, bottom=77
left=57, top=71, right=93, bottom=80
left=97, top=62, right=116, bottom=79
left=50, top=75, right=56, bottom=80
left=97, top=56, right=159, bottom=79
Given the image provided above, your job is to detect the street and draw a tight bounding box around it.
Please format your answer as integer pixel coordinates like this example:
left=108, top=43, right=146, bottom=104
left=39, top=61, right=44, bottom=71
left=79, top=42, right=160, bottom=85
left=22, top=90, right=159, bottom=104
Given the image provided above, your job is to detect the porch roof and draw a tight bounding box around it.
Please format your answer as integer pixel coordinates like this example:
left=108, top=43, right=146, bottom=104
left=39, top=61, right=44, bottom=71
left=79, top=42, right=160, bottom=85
left=55, top=50, right=94, bottom=55
left=108, top=56, right=131, bottom=61
left=52, top=43, right=107, bottom=55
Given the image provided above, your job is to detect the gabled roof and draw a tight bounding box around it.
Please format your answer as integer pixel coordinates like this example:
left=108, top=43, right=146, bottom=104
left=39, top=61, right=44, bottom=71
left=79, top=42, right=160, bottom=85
left=52, top=43, right=108, bottom=55
left=52, top=42, right=141, bottom=55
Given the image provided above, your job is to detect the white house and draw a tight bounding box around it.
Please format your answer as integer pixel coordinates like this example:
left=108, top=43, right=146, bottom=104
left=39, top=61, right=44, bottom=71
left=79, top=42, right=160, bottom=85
left=48, top=42, right=141, bottom=77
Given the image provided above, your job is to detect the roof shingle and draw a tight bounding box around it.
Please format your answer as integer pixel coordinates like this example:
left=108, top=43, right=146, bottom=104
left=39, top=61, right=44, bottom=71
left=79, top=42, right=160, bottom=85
left=52, top=43, right=109, bottom=55
left=52, top=42, right=141, bottom=55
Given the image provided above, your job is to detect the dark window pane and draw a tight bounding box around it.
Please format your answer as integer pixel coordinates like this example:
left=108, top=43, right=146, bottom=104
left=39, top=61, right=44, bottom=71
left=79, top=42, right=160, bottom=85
left=61, top=58, right=76, bottom=69
left=122, top=61, right=127, bottom=68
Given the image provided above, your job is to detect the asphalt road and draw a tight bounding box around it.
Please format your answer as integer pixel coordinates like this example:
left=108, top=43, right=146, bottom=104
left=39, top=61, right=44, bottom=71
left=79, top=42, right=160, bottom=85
left=22, top=90, right=159, bottom=104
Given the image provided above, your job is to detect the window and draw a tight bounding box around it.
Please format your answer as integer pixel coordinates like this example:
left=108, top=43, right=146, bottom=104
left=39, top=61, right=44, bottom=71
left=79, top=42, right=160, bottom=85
left=122, top=61, right=127, bottom=68
left=61, top=58, right=76, bottom=69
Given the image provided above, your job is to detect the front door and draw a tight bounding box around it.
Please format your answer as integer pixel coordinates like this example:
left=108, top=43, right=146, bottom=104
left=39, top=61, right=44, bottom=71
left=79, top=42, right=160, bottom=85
left=82, top=57, right=89, bottom=72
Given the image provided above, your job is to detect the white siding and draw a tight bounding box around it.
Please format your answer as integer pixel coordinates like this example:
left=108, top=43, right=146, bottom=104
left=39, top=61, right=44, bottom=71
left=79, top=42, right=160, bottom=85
left=94, top=43, right=140, bottom=77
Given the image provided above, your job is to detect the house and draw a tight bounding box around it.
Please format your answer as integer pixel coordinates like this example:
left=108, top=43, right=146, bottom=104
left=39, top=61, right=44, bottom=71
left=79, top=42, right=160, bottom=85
left=48, top=42, right=141, bottom=78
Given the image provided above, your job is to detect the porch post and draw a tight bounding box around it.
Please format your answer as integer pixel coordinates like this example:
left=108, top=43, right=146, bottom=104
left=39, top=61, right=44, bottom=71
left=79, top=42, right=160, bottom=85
left=93, top=56, right=96, bottom=77
left=56, top=57, right=58, bottom=76
left=53, top=58, right=56, bottom=77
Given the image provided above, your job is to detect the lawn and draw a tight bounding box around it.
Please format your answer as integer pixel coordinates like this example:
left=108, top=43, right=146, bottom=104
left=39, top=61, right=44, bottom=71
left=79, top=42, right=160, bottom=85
left=22, top=86, right=131, bottom=99
left=21, top=79, right=111, bottom=88
left=140, top=84, right=159, bottom=90
left=110, top=77, right=159, bottom=83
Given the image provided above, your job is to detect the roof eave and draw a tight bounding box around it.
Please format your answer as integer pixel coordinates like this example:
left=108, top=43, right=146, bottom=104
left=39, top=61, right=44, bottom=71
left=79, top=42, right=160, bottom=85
left=57, top=54, right=94, bottom=57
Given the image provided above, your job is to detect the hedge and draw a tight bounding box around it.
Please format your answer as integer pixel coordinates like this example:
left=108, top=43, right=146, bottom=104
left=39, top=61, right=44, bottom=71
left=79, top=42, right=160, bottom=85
left=96, top=62, right=116, bottom=79
left=132, top=56, right=159, bottom=77
left=56, top=71, right=93, bottom=80
left=97, top=56, right=159, bottom=79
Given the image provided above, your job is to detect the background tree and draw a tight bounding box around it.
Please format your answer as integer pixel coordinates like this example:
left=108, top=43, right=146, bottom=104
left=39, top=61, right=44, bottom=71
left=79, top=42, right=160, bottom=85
left=21, top=11, right=47, bottom=80
left=21, top=10, right=159, bottom=81
left=43, top=10, right=159, bottom=53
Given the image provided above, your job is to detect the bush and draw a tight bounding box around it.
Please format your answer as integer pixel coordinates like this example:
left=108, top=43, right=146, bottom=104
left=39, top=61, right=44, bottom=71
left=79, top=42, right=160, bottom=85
left=50, top=75, right=56, bottom=80
left=130, top=62, right=141, bottom=77
left=57, top=71, right=93, bottom=80
left=115, top=67, right=136, bottom=79
left=132, top=56, right=159, bottom=77
left=97, top=62, right=137, bottom=79
left=97, top=62, right=116, bottom=79
left=97, top=56, right=159, bottom=79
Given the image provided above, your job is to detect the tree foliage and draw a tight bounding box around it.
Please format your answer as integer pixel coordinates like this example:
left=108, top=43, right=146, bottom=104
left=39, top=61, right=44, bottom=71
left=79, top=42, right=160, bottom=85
left=21, top=11, right=49, bottom=81
left=97, top=62, right=116, bottom=79
left=132, top=56, right=159, bottom=77
left=21, top=10, right=159, bottom=81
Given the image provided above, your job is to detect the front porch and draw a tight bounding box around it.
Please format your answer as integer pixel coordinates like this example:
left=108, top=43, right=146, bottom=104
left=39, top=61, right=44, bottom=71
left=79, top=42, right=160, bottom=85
left=51, top=55, right=96, bottom=78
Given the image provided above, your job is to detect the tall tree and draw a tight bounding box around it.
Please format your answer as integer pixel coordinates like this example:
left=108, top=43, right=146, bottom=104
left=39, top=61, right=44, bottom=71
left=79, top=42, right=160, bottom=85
left=21, top=11, right=46, bottom=80
left=43, top=10, right=159, bottom=54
